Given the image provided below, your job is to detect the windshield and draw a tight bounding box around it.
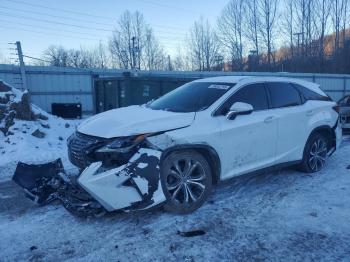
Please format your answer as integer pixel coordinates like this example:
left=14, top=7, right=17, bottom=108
left=148, top=82, right=235, bottom=113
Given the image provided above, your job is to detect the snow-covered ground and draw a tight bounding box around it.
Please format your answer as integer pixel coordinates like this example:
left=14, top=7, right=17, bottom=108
left=0, top=109, right=81, bottom=183
left=1, top=113, right=350, bottom=261
left=1, top=83, right=350, bottom=261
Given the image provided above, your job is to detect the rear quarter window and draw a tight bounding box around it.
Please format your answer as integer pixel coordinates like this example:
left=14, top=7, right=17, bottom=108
left=292, top=83, right=332, bottom=102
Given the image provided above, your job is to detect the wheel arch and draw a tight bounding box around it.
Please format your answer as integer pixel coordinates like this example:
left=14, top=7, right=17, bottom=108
left=306, top=125, right=336, bottom=152
left=160, top=144, right=221, bottom=185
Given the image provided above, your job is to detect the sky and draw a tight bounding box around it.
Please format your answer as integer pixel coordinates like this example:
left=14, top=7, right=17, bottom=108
left=0, top=0, right=229, bottom=64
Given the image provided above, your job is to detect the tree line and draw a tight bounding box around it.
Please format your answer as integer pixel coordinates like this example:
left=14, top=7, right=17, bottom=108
left=40, top=0, right=350, bottom=74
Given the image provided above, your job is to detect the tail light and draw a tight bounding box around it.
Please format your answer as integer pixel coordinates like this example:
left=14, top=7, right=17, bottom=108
left=332, top=105, right=340, bottom=113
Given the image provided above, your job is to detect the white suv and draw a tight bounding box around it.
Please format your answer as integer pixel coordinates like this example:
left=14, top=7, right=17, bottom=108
left=68, top=76, right=342, bottom=214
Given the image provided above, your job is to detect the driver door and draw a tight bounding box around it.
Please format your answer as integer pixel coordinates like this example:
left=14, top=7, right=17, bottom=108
left=215, top=83, right=278, bottom=180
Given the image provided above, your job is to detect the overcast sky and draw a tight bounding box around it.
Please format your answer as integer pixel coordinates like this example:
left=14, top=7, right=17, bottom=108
left=0, top=0, right=229, bottom=63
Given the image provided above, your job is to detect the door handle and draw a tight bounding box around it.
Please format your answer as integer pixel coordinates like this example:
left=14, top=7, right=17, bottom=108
left=264, top=116, right=275, bottom=123
left=306, top=110, right=314, bottom=116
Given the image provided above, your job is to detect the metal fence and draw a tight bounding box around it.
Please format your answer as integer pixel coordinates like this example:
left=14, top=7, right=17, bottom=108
left=1, top=64, right=349, bottom=115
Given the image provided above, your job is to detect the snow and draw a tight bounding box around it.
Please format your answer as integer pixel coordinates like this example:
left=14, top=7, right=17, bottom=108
left=1, top=81, right=350, bottom=260
left=1, top=134, right=350, bottom=260
left=0, top=104, right=81, bottom=182
left=137, top=162, right=148, bottom=169
left=0, top=80, right=24, bottom=102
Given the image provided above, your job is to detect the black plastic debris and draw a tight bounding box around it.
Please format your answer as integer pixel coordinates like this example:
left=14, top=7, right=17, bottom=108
left=31, top=129, right=45, bottom=139
left=30, top=246, right=38, bottom=251
left=177, top=230, right=206, bottom=237
left=347, top=165, right=350, bottom=170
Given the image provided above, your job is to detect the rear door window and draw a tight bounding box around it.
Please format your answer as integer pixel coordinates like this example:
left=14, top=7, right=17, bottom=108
left=267, top=82, right=302, bottom=108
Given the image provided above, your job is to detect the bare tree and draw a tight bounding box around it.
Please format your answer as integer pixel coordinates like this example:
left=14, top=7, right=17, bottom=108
left=245, top=0, right=261, bottom=56
left=0, top=51, right=10, bottom=64
left=43, top=44, right=110, bottom=69
left=314, top=0, right=332, bottom=70
left=143, top=28, right=167, bottom=70
left=258, top=0, right=278, bottom=70
left=109, top=11, right=144, bottom=69
left=172, top=49, right=192, bottom=71
left=188, top=18, right=221, bottom=71
left=94, top=41, right=109, bottom=69
left=341, top=0, right=349, bottom=48
left=332, top=0, right=347, bottom=54
left=292, top=0, right=317, bottom=56
left=44, top=45, right=69, bottom=67
left=283, top=0, right=294, bottom=58
left=217, top=0, right=245, bottom=70
left=109, top=10, right=166, bottom=70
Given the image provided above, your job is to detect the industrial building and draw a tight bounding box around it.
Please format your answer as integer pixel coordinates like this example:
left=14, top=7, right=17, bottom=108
left=1, top=64, right=349, bottom=117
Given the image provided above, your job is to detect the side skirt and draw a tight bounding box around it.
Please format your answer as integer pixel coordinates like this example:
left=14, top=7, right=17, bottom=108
left=218, top=160, right=302, bottom=185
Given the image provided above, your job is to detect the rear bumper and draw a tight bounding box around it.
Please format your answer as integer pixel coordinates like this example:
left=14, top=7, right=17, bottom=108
left=335, top=119, right=343, bottom=149
left=77, top=148, right=166, bottom=211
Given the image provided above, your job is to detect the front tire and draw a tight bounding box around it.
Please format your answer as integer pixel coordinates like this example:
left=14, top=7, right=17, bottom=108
left=161, top=150, right=212, bottom=214
left=300, top=133, right=328, bottom=173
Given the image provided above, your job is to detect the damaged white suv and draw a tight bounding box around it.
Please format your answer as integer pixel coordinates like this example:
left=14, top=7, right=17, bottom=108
left=63, top=76, right=342, bottom=214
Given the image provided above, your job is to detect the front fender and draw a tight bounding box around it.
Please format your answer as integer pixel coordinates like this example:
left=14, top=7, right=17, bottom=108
left=78, top=148, right=166, bottom=212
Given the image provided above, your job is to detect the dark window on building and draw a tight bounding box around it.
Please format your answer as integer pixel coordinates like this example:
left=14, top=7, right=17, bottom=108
left=292, top=83, right=332, bottom=102
left=216, top=83, right=269, bottom=115
left=267, top=82, right=302, bottom=108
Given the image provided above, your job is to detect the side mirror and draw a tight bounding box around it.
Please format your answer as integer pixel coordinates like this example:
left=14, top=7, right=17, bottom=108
left=226, top=102, right=254, bottom=120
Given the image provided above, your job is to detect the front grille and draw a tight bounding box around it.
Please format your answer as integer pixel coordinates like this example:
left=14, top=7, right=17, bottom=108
left=68, top=132, right=107, bottom=169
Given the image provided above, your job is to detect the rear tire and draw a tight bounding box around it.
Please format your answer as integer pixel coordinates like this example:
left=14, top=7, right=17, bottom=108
left=300, top=133, right=328, bottom=173
left=161, top=150, right=212, bottom=214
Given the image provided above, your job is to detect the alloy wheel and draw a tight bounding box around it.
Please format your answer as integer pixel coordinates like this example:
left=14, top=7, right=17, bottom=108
left=308, top=138, right=327, bottom=172
left=164, top=156, right=207, bottom=206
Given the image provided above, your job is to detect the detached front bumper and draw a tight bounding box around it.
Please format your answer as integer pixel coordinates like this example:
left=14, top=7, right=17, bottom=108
left=78, top=148, right=166, bottom=212
left=12, top=148, right=166, bottom=216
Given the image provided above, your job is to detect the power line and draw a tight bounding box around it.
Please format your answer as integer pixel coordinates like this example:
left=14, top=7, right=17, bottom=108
left=23, top=54, right=50, bottom=63
left=0, top=19, right=108, bottom=36
left=0, top=11, right=113, bottom=32
left=0, top=18, right=106, bottom=37
left=3, top=0, right=114, bottom=20
left=3, top=0, right=188, bottom=31
left=134, top=0, right=199, bottom=15
left=0, top=25, right=184, bottom=52
left=0, top=11, right=188, bottom=38
left=0, top=5, right=117, bottom=27
left=0, top=25, right=103, bottom=41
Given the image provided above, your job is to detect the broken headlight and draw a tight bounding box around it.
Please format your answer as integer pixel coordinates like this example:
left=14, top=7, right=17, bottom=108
left=96, top=134, right=148, bottom=154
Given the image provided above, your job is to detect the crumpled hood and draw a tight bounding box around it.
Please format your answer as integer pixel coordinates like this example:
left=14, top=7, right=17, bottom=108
left=77, top=105, right=195, bottom=138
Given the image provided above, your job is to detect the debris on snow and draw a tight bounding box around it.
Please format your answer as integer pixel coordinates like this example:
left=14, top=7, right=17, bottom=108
left=29, top=246, right=38, bottom=251
left=177, top=230, right=206, bottom=237
left=31, top=129, right=46, bottom=139
left=40, top=120, right=50, bottom=129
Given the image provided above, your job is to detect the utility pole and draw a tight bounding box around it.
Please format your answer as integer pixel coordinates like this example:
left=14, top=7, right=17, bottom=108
left=294, top=32, right=303, bottom=56
left=131, top=36, right=139, bottom=70
left=15, top=41, right=28, bottom=91
left=167, top=55, right=172, bottom=71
